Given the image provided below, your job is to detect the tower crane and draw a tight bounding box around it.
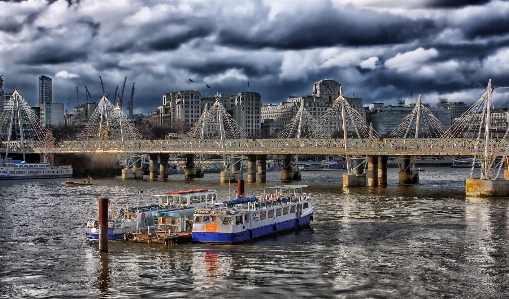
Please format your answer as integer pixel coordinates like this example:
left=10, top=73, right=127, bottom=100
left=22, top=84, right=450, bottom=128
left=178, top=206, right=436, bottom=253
left=128, top=83, right=135, bottom=118
left=76, top=87, right=80, bottom=106
left=119, top=76, right=127, bottom=109
left=99, top=76, right=106, bottom=96
left=113, top=86, right=118, bottom=105
left=85, top=86, right=93, bottom=103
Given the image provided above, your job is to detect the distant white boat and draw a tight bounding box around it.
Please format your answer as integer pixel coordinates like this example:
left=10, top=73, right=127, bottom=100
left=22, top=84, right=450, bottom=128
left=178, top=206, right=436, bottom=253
left=0, top=158, right=73, bottom=180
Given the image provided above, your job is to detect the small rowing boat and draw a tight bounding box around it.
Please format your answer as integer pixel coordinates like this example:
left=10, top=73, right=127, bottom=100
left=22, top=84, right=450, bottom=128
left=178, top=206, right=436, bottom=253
left=66, top=180, right=94, bottom=187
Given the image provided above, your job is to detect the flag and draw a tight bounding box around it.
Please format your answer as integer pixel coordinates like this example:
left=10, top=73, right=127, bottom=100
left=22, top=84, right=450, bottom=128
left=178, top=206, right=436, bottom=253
left=189, top=79, right=193, bottom=82
left=206, top=84, right=210, bottom=88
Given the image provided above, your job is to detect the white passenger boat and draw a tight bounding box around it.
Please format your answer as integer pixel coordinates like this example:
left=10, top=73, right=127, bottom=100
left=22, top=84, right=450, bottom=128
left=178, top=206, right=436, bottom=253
left=0, top=158, right=73, bottom=180
left=192, top=185, right=313, bottom=244
left=86, top=189, right=217, bottom=241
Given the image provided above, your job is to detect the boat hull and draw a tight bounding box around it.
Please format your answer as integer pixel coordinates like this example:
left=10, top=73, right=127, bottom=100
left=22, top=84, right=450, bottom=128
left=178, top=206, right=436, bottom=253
left=86, top=228, right=129, bottom=241
left=192, top=213, right=313, bottom=244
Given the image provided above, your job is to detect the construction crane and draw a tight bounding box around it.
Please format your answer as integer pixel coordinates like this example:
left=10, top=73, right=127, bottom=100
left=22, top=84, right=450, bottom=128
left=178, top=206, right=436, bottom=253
left=85, top=86, right=93, bottom=103
left=113, top=86, right=118, bottom=105
left=128, top=83, right=135, bottom=118
left=76, top=87, right=80, bottom=106
left=119, top=76, right=127, bottom=109
left=99, top=76, right=106, bottom=96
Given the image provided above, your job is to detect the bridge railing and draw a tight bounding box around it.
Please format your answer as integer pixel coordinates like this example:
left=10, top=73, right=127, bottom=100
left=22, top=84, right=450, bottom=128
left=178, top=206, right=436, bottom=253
left=2, top=138, right=508, bottom=157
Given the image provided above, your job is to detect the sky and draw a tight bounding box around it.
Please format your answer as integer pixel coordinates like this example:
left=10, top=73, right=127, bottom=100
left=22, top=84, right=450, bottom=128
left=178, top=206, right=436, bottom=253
left=1, top=0, right=509, bottom=115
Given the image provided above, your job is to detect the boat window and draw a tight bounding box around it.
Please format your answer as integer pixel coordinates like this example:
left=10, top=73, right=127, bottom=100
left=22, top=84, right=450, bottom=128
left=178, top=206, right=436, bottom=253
left=276, top=208, right=282, bottom=216
left=283, top=207, right=288, bottom=215
left=222, top=217, right=232, bottom=225
left=244, top=214, right=249, bottom=222
left=303, top=202, right=309, bottom=209
left=290, top=206, right=296, bottom=213
left=235, top=215, right=243, bottom=224
left=195, top=216, right=202, bottom=223
left=260, top=211, right=266, bottom=220
left=268, top=210, right=274, bottom=218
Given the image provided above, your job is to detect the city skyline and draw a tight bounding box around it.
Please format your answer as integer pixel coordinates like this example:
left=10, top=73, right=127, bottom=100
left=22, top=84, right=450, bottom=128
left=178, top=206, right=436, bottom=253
left=1, top=0, right=509, bottom=114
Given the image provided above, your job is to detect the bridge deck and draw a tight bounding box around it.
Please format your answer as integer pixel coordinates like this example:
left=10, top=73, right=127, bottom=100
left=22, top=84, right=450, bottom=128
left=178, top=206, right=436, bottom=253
left=2, top=138, right=508, bottom=157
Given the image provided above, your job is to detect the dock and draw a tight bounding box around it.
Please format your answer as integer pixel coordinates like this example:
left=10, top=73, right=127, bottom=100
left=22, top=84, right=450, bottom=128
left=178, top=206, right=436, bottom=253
left=125, top=231, right=192, bottom=246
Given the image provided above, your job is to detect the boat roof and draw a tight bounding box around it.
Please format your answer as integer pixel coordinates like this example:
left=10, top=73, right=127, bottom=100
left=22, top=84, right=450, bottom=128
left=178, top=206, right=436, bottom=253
left=154, top=189, right=217, bottom=198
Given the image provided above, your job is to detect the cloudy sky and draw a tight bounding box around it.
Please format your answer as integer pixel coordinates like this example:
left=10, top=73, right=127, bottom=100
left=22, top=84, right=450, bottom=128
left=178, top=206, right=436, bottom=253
left=1, top=0, right=509, bottom=114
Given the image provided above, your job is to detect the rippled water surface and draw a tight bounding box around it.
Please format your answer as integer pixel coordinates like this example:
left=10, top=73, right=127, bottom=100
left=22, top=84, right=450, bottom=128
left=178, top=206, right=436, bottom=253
left=1, top=167, right=509, bottom=298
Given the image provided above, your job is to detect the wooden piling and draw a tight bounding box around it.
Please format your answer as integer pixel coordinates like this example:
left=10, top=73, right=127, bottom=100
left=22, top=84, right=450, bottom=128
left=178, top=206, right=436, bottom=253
left=238, top=180, right=245, bottom=197
left=98, top=197, right=109, bottom=252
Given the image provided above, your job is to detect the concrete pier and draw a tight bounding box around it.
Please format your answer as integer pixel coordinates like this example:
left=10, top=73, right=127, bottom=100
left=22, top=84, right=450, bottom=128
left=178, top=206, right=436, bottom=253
left=184, top=154, right=196, bottom=179
left=466, top=178, right=509, bottom=197
left=378, top=155, right=388, bottom=186
left=149, top=155, right=159, bottom=180
left=132, top=156, right=144, bottom=179
left=231, top=156, right=243, bottom=182
left=247, top=154, right=257, bottom=183
left=398, top=155, right=419, bottom=184
left=257, top=155, right=267, bottom=183
left=342, top=156, right=366, bottom=187
left=367, top=155, right=378, bottom=187
left=159, top=154, right=168, bottom=180
left=121, top=168, right=135, bottom=179
left=281, top=155, right=293, bottom=182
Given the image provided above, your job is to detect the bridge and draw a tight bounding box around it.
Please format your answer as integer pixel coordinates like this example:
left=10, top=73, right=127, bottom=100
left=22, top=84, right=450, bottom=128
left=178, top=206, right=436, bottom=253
left=2, top=137, right=507, bottom=157
left=2, top=80, right=509, bottom=196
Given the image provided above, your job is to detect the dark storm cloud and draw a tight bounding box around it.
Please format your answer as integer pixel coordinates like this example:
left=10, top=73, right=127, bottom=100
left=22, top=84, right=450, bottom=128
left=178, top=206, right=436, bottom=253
left=425, top=0, right=492, bottom=8
left=218, top=5, right=437, bottom=49
left=1, top=0, right=509, bottom=112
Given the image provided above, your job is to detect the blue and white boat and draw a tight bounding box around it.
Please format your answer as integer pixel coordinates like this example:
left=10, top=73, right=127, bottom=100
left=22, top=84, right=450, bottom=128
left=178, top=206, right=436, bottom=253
left=192, top=185, right=313, bottom=244
left=86, top=189, right=217, bottom=241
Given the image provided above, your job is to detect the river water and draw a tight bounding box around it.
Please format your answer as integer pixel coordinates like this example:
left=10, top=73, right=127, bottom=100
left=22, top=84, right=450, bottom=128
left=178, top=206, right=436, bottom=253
left=1, top=167, right=509, bottom=298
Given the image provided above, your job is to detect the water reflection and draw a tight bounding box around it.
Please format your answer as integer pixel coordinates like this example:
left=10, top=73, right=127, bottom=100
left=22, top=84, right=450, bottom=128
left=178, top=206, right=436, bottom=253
left=97, top=252, right=110, bottom=296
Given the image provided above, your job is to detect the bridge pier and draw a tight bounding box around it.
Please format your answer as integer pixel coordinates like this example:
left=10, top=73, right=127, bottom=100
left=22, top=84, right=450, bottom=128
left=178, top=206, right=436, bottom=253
left=132, top=155, right=144, bottom=179
left=342, top=156, right=366, bottom=187
left=281, top=155, right=294, bottom=182
left=466, top=178, right=509, bottom=197
left=257, top=155, right=267, bottom=183
left=398, top=156, right=419, bottom=184
left=378, top=155, right=388, bottom=186
left=149, top=155, right=159, bottom=180
left=247, top=154, right=256, bottom=183
left=159, top=154, right=169, bottom=180
left=220, top=156, right=243, bottom=183
left=367, top=155, right=378, bottom=187
left=184, top=154, right=196, bottom=179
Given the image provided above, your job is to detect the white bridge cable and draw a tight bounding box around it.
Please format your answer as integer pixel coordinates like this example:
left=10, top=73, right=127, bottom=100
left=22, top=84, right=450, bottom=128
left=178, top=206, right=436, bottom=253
left=387, top=95, right=447, bottom=138
left=315, top=95, right=380, bottom=139
left=277, top=103, right=328, bottom=139
left=0, top=90, right=53, bottom=146
left=77, top=96, right=142, bottom=141
left=187, top=100, right=245, bottom=139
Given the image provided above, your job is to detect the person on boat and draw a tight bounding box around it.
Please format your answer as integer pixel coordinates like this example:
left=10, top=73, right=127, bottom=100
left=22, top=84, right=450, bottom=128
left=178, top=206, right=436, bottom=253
left=86, top=175, right=93, bottom=183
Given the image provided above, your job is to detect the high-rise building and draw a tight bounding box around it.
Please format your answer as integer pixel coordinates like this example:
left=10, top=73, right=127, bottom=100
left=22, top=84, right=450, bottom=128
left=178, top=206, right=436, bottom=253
left=38, top=75, right=52, bottom=104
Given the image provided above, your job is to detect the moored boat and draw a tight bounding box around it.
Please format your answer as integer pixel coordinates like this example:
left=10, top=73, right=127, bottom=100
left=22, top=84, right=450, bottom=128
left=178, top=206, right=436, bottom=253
left=192, top=185, right=313, bottom=244
left=85, top=189, right=217, bottom=241
left=0, top=158, right=73, bottom=180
